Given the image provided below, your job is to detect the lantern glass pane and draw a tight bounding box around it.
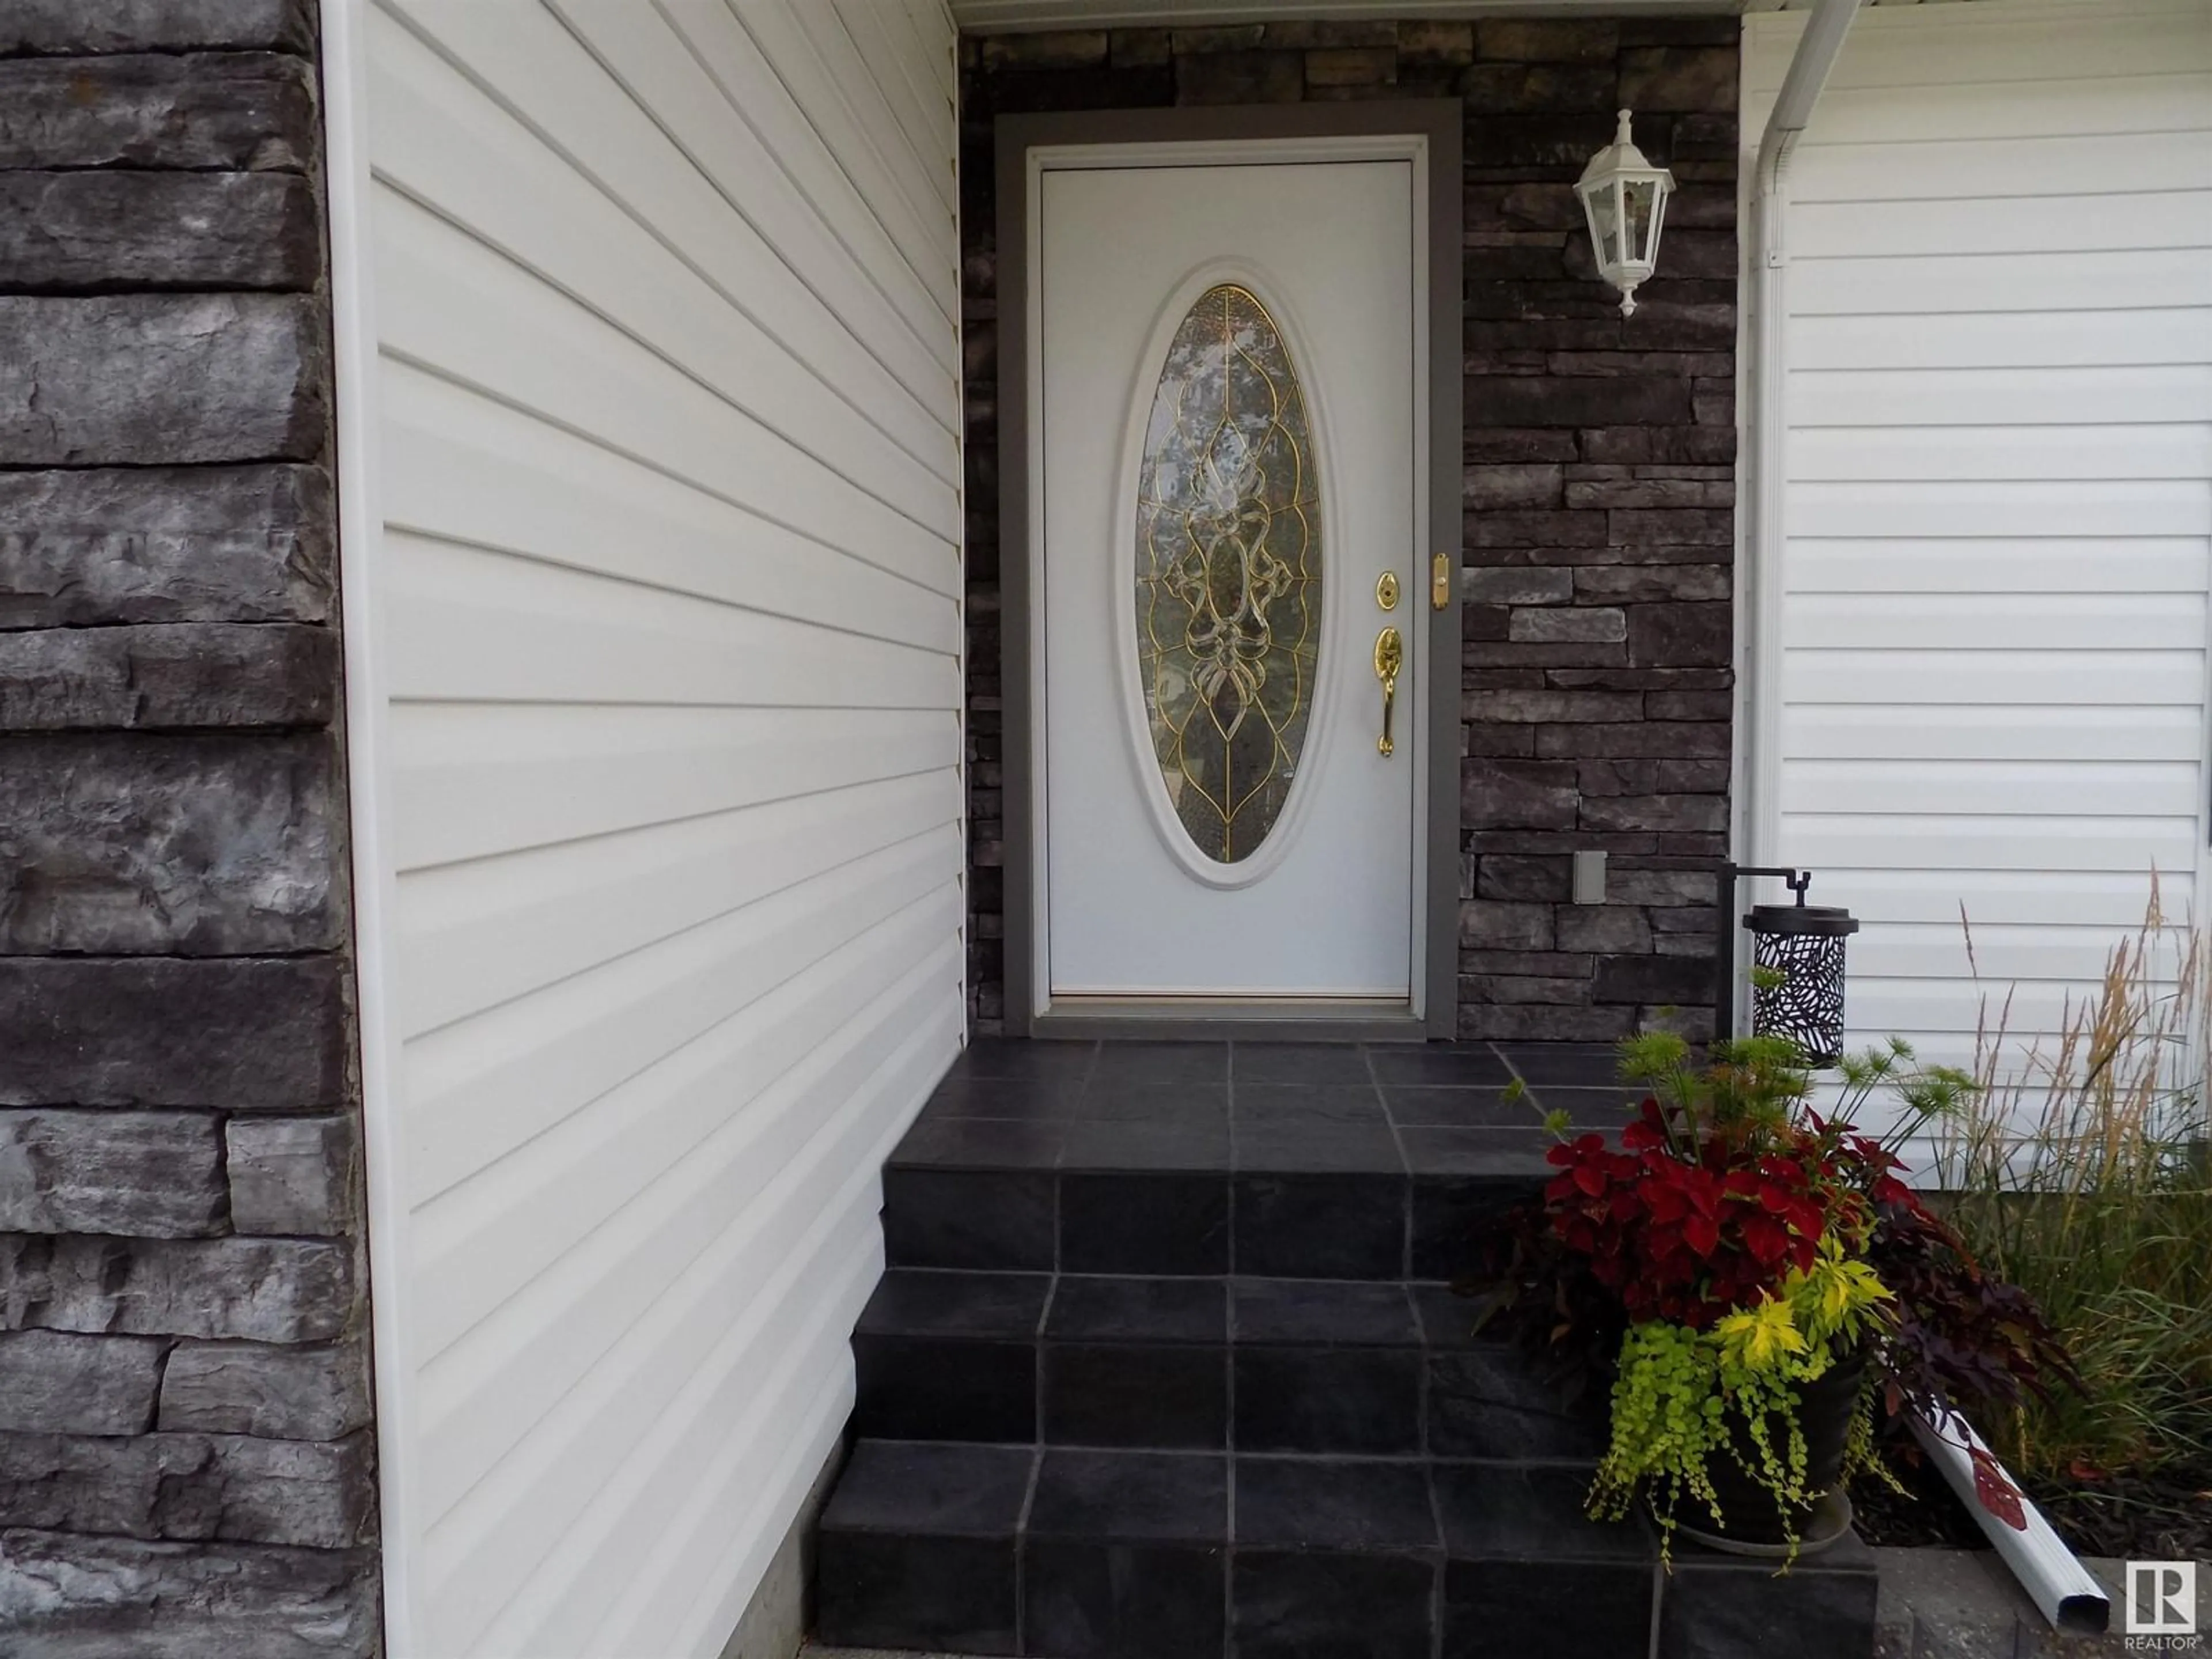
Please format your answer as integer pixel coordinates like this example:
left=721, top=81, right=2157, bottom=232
left=1588, top=180, right=1624, bottom=270
left=1639, top=177, right=1670, bottom=265
left=1625, top=178, right=1661, bottom=267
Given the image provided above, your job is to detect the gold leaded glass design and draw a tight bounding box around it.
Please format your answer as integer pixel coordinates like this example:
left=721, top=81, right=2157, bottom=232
left=1134, top=285, right=1321, bottom=865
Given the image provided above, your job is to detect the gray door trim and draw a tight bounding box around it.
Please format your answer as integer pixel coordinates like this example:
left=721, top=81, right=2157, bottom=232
left=994, top=100, right=1463, bottom=1040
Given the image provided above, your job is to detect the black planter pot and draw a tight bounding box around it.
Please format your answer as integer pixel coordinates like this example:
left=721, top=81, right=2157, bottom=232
left=1675, top=1345, right=1868, bottom=1550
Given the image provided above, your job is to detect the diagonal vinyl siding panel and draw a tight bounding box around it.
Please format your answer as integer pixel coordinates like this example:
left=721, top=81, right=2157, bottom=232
left=726, top=0, right=957, bottom=296
left=380, top=534, right=958, bottom=713
left=448, top=964, right=956, bottom=1654
left=411, top=910, right=960, bottom=1520
left=388, top=704, right=956, bottom=872
left=657, top=0, right=956, bottom=344
left=379, top=365, right=957, bottom=655
left=547, top=1, right=956, bottom=408
left=1748, top=0, right=2212, bottom=1072
left=369, top=5, right=957, bottom=510
left=358, top=0, right=963, bottom=1649
left=408, top=937, right=955, bottom=1521
left=396, top=771, right=957, bottom=1039
left=373, top=187, right=952, bottom=589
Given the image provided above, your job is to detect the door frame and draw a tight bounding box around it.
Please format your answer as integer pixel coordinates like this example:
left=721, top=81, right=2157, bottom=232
left=995, top=102, right=1463, bottom=1040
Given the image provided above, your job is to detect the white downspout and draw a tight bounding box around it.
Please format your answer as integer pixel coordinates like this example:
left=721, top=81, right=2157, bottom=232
left=1737, top=0, right=1862, bottom=1031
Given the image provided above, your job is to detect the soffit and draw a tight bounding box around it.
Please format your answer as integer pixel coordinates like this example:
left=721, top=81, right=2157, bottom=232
left=952, top=0, right=1985, bottom=31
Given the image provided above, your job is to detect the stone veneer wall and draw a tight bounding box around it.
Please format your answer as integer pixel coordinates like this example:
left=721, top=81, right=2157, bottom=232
left=0, top=1, right=378, bottom=1650
left=961, top=18, right=1738, bottom=1040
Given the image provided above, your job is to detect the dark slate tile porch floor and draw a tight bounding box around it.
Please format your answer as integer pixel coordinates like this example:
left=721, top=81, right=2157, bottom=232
left=885, top=1040, right=1641, bottom=1283
left=818, top=1041, right=1881, bottom=1659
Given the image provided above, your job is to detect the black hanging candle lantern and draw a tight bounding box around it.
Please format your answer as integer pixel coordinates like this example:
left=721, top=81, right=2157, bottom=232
left=1745, top=875, right=1858, bottom=1066
left=1713, top=866, right=1859, bottom=1067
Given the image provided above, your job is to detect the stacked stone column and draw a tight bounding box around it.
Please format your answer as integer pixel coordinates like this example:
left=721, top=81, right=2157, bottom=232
left=959, top=18, right=1740, bottom=1040
left=0, top=1, right=378, bottom=1649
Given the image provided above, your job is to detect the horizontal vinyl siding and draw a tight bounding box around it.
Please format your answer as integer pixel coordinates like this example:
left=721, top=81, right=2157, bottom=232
left=1747, top=0, right=2212, bottom=1066
left=357, top=2, right=962, bottom=1654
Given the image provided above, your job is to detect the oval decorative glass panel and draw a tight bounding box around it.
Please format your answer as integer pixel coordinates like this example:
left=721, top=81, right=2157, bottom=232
left=1134, top=284, right=1322, bottom=865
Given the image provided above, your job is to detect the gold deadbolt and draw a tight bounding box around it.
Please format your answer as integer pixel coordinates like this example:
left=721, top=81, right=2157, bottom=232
left=1375, top=571, right=1400, bottom=611
left=1431, top=552, right=1451, bottom=611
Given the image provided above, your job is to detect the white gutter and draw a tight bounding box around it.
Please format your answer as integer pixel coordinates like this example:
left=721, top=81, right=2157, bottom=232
left=1910, top=1409, right=2112, bottom=1633
left=1736, top=0, right=1862, bottom=1031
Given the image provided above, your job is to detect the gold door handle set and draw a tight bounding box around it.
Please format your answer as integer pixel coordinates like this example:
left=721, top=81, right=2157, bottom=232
left=1372, top=560, right=1446, bottom=757
left=1373, top=626, right=1402, bottom=757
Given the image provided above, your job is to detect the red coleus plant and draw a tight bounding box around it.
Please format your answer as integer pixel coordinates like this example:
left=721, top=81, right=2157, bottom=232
left=1540, top=1046, right=1920, bottom=1328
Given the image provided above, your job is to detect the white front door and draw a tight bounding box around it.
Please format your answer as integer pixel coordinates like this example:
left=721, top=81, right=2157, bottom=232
left=1035, top=148, right=1425, bottom=1005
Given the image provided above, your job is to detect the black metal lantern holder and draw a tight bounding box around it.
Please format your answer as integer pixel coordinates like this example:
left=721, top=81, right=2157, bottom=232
left=1712, top=864, right=1860, bottom=1065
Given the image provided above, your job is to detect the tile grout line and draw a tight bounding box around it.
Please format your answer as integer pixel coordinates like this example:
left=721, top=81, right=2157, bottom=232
left=1012, top=1435, right=1043, bottom=1659
left=1363, top=1041, right=1418, bottom=1281
left=1426, top=1454, right=1448, bottom=1659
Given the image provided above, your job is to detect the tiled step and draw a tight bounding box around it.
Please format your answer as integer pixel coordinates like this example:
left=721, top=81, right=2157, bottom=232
left=825, top=1041, right=1880, bottom=1659
left=816, top=1439, right=1881, bottom=1659
left=882, top=1039, right=1641, bottom=1282
left=853, top=1270, right=1608, bottom=1459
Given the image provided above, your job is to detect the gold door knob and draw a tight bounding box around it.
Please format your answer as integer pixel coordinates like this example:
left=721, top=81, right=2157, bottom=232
left=1373, top=626, right=1403, bottom=757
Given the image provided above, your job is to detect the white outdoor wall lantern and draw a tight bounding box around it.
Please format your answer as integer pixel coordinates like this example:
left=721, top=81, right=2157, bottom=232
left=1576, top=108, right=1676, bottom=317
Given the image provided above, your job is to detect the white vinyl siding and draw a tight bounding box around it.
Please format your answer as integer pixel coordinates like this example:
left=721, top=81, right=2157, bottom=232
left=352, top=2, right=961, bottom=1654
left=1745, top=0, right=2212, bottom=1063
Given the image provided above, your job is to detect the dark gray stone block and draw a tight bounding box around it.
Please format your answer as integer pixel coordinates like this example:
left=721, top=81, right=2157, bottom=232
left=1462, top=757, right=1578, bottom=830
left=0, top=1430, right=374, bottom=1549
left=1510, top=606, right=1625, bottom=643
left=1176, top=49, right=1302, bottom=103
left=158, top=1341, right=372, bottom=1442
left=1555, top=907, right=1653, bottom=955
left=1463, top=688, right=1643, bottom=725
left=1475, top=20, right=1618, bottom=61
left=1620, top=46, right=1739, bottom=112
left=1535, top=721, right=1731, bottom=759
left=0, top=1234, right=353, bottom=1343
left=1474, top=854, right=1571, bottom=902
left=1397, top=21, right=1472, bottom=65
left=1458, top=900, right=1552, bottom=951
left=1468, top=374, right=1691, bottom=429
left=1594, top=955, right=1714, bottom=1006
left=1461, top=567, right=1573, bottom=605
left=0, top=1111, right=226, bottom=1237
left=225, top=1117, right=358, bottom=1237
left=0, top=295, right=325, bottom=467
left=0, top=735, right=339, bottom=955
left=1581, top=792, right=1728, bottom=834
left=0, top=956, right=347, bottom=1107
left=0, top=623, right=339, bottom=730
left=1578, top=759, right=1733, bottom=797
left=0, top=172, right=320, bottom=293
left=0, top=1, right=315, bottom=55
left=0, top=1528, right=379, bottom=1659
left=0, top=54, right=316, bottom=171
left=0, top=466, right=334, bottom=628
left=0, top=1332, right=165, bottom=1435
left=980, top=31, right=1108, bottom=69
